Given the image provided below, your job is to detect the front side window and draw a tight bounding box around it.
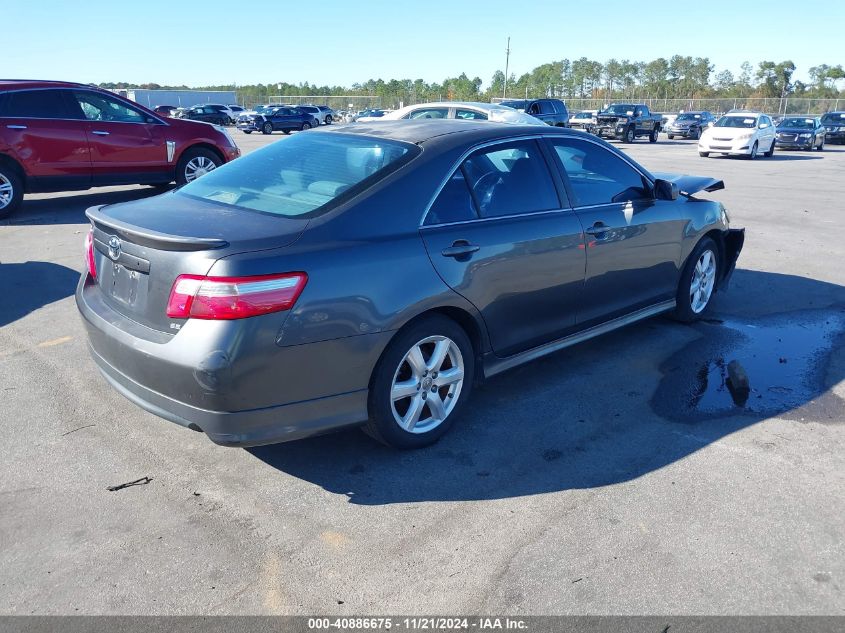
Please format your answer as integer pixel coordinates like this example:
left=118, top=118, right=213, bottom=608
left=178, top=133, right=416, bottom=218
left=72, top=91, right=147, bottom=123
left=0, top=89, right=71, bottom=119
left=455, top=109, right=487, bottom=120
left=461, top=140, right=559, bottom=218
left=406, top=108, right=449, bottom=120
left=550, top=138, right=650, bottom=207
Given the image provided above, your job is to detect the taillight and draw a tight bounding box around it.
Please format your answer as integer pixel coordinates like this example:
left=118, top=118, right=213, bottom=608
left=84, top=229, right=97, bottom=280
left=166, top=272, right=307, bottom=320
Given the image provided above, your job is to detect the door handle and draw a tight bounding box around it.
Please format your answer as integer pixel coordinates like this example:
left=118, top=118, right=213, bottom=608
left=585, top=223, right=611, bottom=236
left=441, top=241, right=480, bottom=259
left=6, top=124, right=27, bottom=130
left=91, top=130, right=110, bottom=136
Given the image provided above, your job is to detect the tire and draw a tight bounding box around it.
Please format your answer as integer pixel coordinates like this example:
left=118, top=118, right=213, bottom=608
left=671, top=237, right=720, bottom=323
left=624, top=126, right=636, bottom=143
left=699, top=152, right=710, bottom=157
left=764, top=138, right=775, bottom=157
left=262, top=122, right=273, bottom=135
left=693, top=127, right=702, bottom=140
left=649, top=127, right=659, bottom=143
left=364, top=315, right=475, bottom=449
left=817, top=138, right=824, bottom=151
left=0, top=165, right=23, bottom=219
left=668, top=135, right=674, bottom=140
left=242, top=130, right=252, bottom=134
left=745, top=141, right=758, bottom=160
left=176, top=147, right=222, bottom=185
left=301, top=122, right=311, bottom=131
left=282, top=129, right=291, bottom=135
left=324, top=115, right=332, bottom=125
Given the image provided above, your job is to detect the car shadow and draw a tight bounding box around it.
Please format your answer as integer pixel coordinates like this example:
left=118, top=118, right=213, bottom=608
left=248, top=269, right=845, bottom=505
left=708, top=154, right=823, bottom=161
left=1, top=186, right=171, bottom=227
left=0, top=262, right=81, bottom=327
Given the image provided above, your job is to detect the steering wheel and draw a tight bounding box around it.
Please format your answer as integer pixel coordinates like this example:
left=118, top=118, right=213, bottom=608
left=472, top=171, right=502, bottom=214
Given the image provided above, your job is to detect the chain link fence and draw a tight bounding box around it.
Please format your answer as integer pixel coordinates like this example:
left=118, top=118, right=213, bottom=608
left=242, top=94, right=383, bottom=111
left=557, top=97, right=843, bottom=115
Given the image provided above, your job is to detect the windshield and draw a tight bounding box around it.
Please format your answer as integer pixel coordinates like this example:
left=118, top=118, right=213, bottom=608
left=676, top=113, right=702, bottom=121
left=714, top=115, right=757, bottom=128
left=500, top=100, right=527, bottom=110
left=574, top=112, right=592, bottom=119
left=602, top=104, right=636, bottom=115
left=778, top=117, right=814, bottom=129
left=178, top=133, right=416, bottom=218
left=821, top=112, right=845, bottom=124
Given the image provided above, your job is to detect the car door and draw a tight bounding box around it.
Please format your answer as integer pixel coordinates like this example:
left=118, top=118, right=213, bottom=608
left=420, top=139, right=586, bottom=357
left=0, top=88, right=91, bottom=190
left=546, top=136, right=684, bottom=326
left=69, top=90, right=168, bottom=185
left=760, top=115, right=776, bottom=150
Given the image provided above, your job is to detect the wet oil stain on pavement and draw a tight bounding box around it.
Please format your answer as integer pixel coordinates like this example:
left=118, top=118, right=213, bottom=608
left=652, top=309, right=845, bottom=423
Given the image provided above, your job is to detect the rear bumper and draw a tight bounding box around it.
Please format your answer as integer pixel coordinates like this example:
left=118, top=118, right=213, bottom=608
left=76, top=276, right=386, bottom=447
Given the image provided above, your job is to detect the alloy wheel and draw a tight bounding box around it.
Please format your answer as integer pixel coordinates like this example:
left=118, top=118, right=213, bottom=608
left=184, top=156, right=217, bottom=182
left=390, top=335, right=465, bottom=434
left=690, top=249, right=717, bottom=314
left=0, top=173, right=13, bottom=210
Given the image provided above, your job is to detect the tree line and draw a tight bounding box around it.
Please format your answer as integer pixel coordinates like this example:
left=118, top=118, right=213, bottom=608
left=99, top=56, right=844, bottom=108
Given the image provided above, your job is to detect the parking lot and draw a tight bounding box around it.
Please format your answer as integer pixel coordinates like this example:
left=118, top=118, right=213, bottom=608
left=1, top=131, right=843, bottom=615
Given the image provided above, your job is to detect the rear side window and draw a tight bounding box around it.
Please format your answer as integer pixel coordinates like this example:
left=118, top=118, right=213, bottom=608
left=455, top=109, right=487, bottom=120
left=539, top=101, right=555, bottom=114
left=461, top=140, right=559, bottom=218
left=426, top=168, right=477, bottom=225
left=178, top=133, right=417, bottom=218
left=550, top=138, right=650, bottom=206
left=0, top=89, right=71, bottom=119
left=406, top=108, right=449, bottom=120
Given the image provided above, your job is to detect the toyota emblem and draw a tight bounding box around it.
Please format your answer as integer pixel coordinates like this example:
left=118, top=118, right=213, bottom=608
left=107, top=236, right=121, bottom=261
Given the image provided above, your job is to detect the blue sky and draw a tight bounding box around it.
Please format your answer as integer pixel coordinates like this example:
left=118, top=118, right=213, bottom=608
left=3, top=0, right=842, bottom=88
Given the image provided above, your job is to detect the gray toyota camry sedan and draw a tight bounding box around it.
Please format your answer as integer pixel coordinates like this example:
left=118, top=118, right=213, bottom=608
left=76, top=120, right=744, bottom=449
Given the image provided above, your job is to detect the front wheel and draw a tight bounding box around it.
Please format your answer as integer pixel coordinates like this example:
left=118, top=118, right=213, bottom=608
left=242, top=130, right=252, bottom=134
left=262, top=122, right=273, bottom=135
left=699, top=152, right=710, bottom=157
left=649, top=127, right=659, bottom=143
left=668, top=134, right=675, bottom=140
left=746, top=141, right=759, bottom=160
left=176, top=148, right=222, bottom=185
left=817, top=138, right=825, bottom=151
left=764, top=138, right=776, bottom=157
left=624, top=126, right=636, bottom=143
left=364, top=315, right=474, bottom=449
left=0, top=166, right=23, bottom=219
left=672, top=237, right=720, bottom=323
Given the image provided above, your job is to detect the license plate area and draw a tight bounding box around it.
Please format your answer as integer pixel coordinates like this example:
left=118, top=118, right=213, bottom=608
left=109, top=262, right=142, bottom=306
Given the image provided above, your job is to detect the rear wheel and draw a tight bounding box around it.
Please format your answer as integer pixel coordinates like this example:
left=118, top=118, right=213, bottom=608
left=262, top=122, right=273, bottom=135
left=672, top=237, right=720, bottom=323
left=324, top=115, right=332, bottom=125
left=176, top=148, right=222, bottom=185
left=301, top=122, right=311, bottom=131
left=364, top=315, right=474, bottom=449
left=242, top=130, right=252, bottom=134
left=0, top=166, right=23, bottom=219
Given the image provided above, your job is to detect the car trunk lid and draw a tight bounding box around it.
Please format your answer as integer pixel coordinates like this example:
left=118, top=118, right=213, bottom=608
left=86, top=193, right=309, bottom=333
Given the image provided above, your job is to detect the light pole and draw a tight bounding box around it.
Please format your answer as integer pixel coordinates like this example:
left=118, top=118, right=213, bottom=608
left=503, top=37, right=510, bottom=100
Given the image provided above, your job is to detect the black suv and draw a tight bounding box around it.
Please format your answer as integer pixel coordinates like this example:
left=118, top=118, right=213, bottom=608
left=499, top=98, right=569, bottom=126
left=178, top=105, right=231, bottom=126
left=236, top=106, right=319, bottom=134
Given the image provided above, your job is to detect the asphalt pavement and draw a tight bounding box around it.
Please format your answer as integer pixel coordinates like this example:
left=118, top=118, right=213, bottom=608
left=1, top=128, right=843, bottom=615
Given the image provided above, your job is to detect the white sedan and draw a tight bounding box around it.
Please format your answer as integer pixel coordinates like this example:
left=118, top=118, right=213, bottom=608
left=359, top=102, right=545, bottom=126
left=699, top=112, right=777, bottom=159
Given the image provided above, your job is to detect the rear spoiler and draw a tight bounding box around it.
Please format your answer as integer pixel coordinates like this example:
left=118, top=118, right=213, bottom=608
left=86, top=205, right=228, bottom=251
left=652, top=172, right=725, bottom=195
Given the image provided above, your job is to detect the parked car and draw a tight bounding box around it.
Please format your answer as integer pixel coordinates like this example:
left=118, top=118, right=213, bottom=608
left=594, top=103, right=662, bottom=142
left=569, top=110, right=597, bottom=132
left=295, top=105, right=326, bottom=125
left=228, top=105, right=246, bottom=120
left=774, top=116, right=826, bottom=151
left=314, top=105, right=337, bottom=124
left=376, top=102, right=545, bottom=126
left=698, top=111, right=776, bottom=159
left=76, top=120, right=743, bottom=449
left=821, top=111, right=845, bottom=144
left=236, top=106, right=318, bottom=134
left=0, top=80, right=240, bottom=218
left=178, top=104, right=231, bottom=126
left=665, top=111, right=715, bottom=140
left=153, top=105, right=177, bottom=117
left=354, top=109, right=389, bottom=122
left=499, top=98, right=569, bottom=127
left=202, top=103, right=237, bottom=123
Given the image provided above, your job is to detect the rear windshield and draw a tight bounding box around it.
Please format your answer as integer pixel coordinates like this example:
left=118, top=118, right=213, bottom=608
left=714, top=116, right=757, bottom=128
left=177, top=132, right=417, bottom=218
left=821, top=112, right=845, bottom=123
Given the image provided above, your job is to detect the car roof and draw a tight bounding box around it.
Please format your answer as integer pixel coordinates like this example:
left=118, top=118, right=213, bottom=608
left=0, top=79, right=99, bottom=91
left=315, top=119, right=576, bottom=146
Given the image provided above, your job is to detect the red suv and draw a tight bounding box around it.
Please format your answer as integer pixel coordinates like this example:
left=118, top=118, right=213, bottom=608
left=0, top=80, right=240, bottom=218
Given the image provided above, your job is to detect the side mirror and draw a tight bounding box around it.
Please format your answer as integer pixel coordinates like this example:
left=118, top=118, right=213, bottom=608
left=654, top=179, right=678, bottom=201
left=707, top=121, right=715, bottom=127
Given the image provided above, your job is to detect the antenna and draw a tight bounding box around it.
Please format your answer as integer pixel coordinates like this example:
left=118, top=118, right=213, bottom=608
left=503, top=37, right=510, bottom=99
